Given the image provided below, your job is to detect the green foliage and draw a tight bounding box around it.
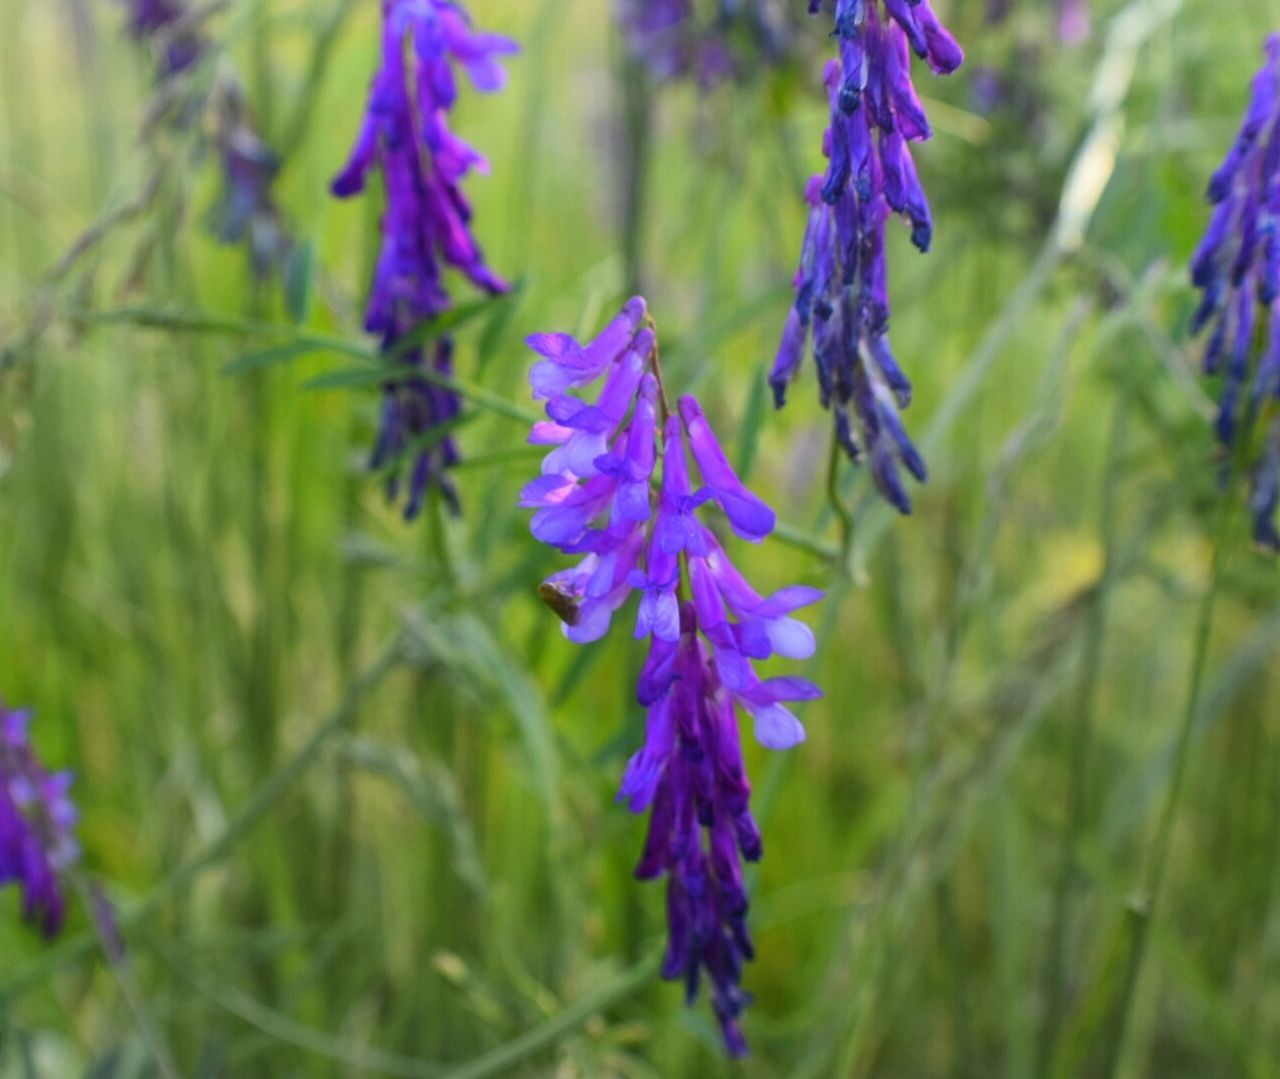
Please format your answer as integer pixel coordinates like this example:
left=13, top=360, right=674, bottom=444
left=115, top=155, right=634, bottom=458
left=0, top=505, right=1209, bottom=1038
left=1, top=0, right=1279, bottom=1076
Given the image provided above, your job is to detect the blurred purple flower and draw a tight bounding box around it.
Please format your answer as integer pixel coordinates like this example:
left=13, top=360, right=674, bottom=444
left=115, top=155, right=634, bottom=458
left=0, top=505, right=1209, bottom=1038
left=522, top=299, right=822, bottom=1054
left=1, top=704, right=79, bottom=937
left=116, top=0, right=201, bottom=75
left=333, top=0, right=517, bottom=519
left=772, top=3, right=962, bottom=514
left=208, top=83, right=291, bottom=282
left=616, top=0, right=791, bottom=89
left=1057, top=0, right=1090, bottom=45
left=1190, top=34, right=1280, bottom=550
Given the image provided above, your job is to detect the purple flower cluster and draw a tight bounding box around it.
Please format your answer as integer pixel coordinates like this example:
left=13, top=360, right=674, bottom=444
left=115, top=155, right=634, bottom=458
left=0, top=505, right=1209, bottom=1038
left=616, top=0, right=789, bottom=89
left=1190, top=35, right=1280, bottom=551
left=1, top=705, right=78, bottom=937
left=332, top=0, right=517, bottom=519
left=117, top=0, right=201, bottom=76
left=771, top=2, right=963, bottom=514
left=521, top=298, right=822, bottom=1054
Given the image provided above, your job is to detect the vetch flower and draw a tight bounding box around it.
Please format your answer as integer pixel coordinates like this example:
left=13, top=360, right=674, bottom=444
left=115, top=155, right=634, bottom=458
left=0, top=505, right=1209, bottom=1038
left=208, top=82, right=291, bottom=282
left=521, top=298, right=822, bottom=1054
left=333, top=0, right=517, bottom=520
left=1190, top=35, right=1280, bottom=551
left=616, top=0, right=791, bottom=89
left=1, top=704, right=79, bottom=937
left=772, top=3, right=963, bottom=514
left=116, top=0, right=201, bottom=75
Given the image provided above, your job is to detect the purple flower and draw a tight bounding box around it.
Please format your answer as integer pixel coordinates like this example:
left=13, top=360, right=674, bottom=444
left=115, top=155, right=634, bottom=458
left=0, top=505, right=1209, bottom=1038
left=117, top=0, right=202, bottom=74
left=208, top=83, right=290, bottom=282
left=772, top=3, right=962, bottom=514
left=333, top=0, right=517, bottom=520
left=1, top=704, right=79, bottom=937
left=1190, top=35, right=1280, bottom=551
left=521, top=299, right=822, bottom=1054
left=616, top=0, right=791, bottom=89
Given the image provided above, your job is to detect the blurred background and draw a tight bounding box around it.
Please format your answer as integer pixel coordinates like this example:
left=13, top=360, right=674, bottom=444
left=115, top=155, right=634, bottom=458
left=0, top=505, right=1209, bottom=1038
left=3, top=0, right=1280, bottom=1075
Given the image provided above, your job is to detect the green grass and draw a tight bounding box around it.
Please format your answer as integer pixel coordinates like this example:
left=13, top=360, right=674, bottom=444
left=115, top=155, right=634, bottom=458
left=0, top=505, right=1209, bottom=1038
left=2, top=0, right=1280, bottom=1075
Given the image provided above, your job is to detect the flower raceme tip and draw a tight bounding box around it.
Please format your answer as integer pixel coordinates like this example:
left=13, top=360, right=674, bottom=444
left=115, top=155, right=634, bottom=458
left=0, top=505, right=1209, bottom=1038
left=333, top=0, right=517, bottom=520
left=773, top=1, right=963, bottom=515
left=520, top=298, right=822, bottom=1055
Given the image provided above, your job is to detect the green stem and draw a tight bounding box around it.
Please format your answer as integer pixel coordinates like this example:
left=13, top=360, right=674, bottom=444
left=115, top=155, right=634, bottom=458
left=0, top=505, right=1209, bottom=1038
left=1039, top=395, right=1128, bottom=1068
left=1102, top=486, right=1234, bottom=1075
left=618, top=40, right=652, bottom=296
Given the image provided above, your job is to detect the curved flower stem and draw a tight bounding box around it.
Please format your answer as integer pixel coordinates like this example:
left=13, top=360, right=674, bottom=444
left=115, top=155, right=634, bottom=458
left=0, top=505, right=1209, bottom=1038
left=644, top=314, right=673, bottom=420
left=1102, top=475, right=1235, bottom=1076
left=827, top=428, right=854, bottom=563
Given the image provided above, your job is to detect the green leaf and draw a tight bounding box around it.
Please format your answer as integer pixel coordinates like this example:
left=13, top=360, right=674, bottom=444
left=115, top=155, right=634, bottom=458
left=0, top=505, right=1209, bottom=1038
left=386, top=289, right=522, bottom=361
left=284, top=239, right=316, bottom=325
left=221, top=342, right=318, bottom=377
left=300, top=364, right=388, bottom=391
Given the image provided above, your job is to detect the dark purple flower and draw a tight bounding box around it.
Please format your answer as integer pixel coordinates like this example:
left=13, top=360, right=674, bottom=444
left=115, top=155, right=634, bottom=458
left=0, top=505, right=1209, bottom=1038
left=116, top=0, right=201, bottom=75
left=772, top=3, right=962, bottom=514
left=333, top=0, right=517, bottom=520
left=522, top=299, right=822, bottom=1054
left=1, top=704, right=79, bottom=937
left=1190, top=35, right=1280, bottom=550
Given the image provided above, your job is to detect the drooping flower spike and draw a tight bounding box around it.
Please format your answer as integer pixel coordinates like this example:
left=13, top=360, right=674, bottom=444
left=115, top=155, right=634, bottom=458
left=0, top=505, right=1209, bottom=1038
left=1190, top=34, right=1280, bottom=551
left=522, top=298, right=822, bottom=1055
left=772, top=2, right=963, bottom=514
left=333, top=0, right=517, bottom=519
left=1, top=704, right=79, bottom=937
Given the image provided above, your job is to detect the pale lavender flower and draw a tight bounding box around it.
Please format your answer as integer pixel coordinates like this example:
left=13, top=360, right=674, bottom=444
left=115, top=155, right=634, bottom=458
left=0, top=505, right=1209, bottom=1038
left=772, top=2, right=962, bottom=514
left=333, top=0, right=517, bottom=519
left=1, top=704, right=79, bottom=937
left=521, top=299, right=822, bottom=1054
left=1190, top=35, right=1280, bottom=550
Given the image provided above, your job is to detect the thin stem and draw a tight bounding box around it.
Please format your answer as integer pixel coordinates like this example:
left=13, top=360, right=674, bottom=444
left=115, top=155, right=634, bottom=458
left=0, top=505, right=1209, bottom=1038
left=73, top=876, right=182, bottom=1079
left=827, top=426, right=854, bottom=561
left=1038, top=394, right=1128, bottom=1069
left=644, top=314, right=673, bottom=420
left=1102, top=479, right=1235, bottom=1075
left=618, top=40, right=652, bottom=297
